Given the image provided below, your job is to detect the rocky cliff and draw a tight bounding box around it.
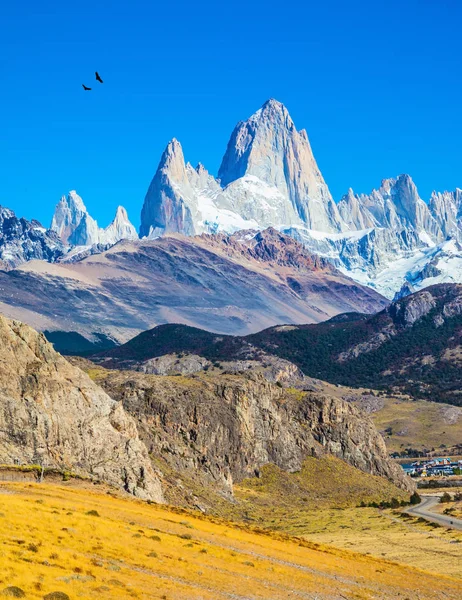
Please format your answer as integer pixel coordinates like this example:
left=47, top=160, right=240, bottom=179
left=89, top=367, right=413, bottom=504
left=0, top=315, right=163, bottom=502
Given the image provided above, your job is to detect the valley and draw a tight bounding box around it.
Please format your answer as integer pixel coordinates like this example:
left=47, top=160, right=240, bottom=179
left=1, top=93, right=462, bottom=600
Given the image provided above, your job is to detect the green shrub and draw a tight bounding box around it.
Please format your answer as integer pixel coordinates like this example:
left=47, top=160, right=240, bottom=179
left=410, top=492, right=421, bottom=505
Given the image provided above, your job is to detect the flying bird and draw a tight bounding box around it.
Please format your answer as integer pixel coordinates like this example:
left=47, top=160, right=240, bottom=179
left=82, top=84, right=92, bottom=91
left=95, top=71, right=103, bottom=83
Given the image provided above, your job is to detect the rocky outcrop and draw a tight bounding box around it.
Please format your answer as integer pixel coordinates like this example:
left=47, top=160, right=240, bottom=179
left=136, top=353, right=212, bottom=375
left=94, top=369, right=413, bottom=498
left=391, top=290, right=436, bottom=327
left=51, top=191, right=137, bottom=247
left=0, top=206, right=65, bottom=270
left=429, top=188, right=462, bottom=240
left=0, top=315, right=163, bottom=502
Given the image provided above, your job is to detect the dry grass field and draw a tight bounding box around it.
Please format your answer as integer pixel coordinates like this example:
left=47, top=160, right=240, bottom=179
left=319, top=382, right=462, bottom=454
left=0, top=482, right=461, bottom=600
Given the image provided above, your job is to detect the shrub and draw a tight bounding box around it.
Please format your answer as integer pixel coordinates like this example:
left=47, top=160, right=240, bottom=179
left=43, top=593, right=70, bottom=600
left=28, top=542, right=40, bottom=552
left=2, top=588, right=26, bottom=598
left=409, top=492, right=421, bottom=505
left=440, top=492, right=452, bottom=503
left=86, top=510, right=100, bottom=517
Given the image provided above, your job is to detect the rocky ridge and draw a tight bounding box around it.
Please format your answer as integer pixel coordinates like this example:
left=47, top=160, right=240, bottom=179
left=96, top=283, right=462, bottom=406
left=0, top=228, right=387, bottom=345
left=0, top=206, right=65, bottom=269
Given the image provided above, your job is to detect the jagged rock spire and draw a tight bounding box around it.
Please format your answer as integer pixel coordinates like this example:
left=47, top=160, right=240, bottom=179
left=51, top=191, right=137, bottom=246
left=218, top=99, right=344, bottom=232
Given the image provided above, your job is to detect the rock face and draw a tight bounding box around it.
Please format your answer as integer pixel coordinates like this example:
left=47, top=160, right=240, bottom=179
left=140, top=100, right=344, bottom=238
left=95, top=369, right=413, bottom=498
left=218, top=99, right=344, bottom=232
left=0, top=206, right=65, bottom=269
left=0, top=315, right=163, bottom=502
left=51, top=191, right=137, bottom=247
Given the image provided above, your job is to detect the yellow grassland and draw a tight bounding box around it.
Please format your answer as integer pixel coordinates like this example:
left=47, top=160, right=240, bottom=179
left=0, top=482, right=461, bottom=600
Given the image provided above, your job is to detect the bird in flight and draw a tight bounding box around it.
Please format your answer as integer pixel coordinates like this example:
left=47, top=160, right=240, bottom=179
left=95, top=71, right=103, bottom=83
left=82, top=84, right=92, bottom=91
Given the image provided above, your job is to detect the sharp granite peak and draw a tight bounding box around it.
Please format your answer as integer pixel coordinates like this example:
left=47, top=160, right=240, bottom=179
left=140, top=98, right=344, bottom=239
left=51, top=190, right=138, bottom=247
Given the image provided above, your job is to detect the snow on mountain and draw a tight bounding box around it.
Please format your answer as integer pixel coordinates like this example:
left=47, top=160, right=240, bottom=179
left=139, top=139, right=259, bottom=238
left=0, top=205, right=65, bottom=269
left=295, top=175, right=462, bottom=298
left=51, top=191, right=138, bottom=247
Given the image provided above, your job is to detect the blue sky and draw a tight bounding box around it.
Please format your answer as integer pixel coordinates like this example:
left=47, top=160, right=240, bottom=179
left=1, top=0, right=461, bottom=229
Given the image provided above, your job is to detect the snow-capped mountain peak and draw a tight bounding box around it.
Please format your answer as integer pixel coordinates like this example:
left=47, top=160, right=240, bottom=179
left=140, top=99, right=345, bottom=239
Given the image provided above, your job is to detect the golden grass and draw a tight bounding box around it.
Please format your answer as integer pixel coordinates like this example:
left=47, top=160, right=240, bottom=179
left=370, top=397, right=462, bottom=453
left=234, top=457, right=409, bottom=510
left=0, top=482, right=460, bottom=599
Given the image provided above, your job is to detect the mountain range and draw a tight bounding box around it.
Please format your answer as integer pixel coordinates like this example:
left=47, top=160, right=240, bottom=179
left=137, top=99, right=462, bottom=298
left=1, top=98, right=462, bottom=314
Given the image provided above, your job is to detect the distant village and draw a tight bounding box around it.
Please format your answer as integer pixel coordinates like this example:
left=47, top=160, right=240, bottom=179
left=403, top=457, right=462, bottom=478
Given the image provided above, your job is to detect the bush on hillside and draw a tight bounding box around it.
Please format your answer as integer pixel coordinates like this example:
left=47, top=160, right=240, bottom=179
left=410, top=491, right=421, bottom=505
